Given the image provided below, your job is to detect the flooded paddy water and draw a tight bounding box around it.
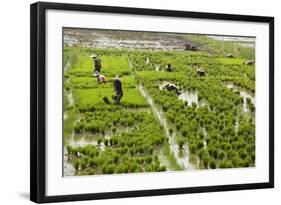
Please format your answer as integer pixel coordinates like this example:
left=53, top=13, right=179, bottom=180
left=178, top=90, right=209, bottom=110
left=63, top=61, right=76, bottom=176
left=240, top=91, right=255, bottom=112
left=138, top=84, right=195, bottom=170
left=64, top=29, right=188, bottom=50
left=178, top=90, right=198, bottom=106
left=64, top=148, right=75, bottom=176
left=225, top=82, right=255, bottom=113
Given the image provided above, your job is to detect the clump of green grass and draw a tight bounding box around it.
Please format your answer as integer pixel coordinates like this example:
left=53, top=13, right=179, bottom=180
left=73, top=88, right=148, bottom=108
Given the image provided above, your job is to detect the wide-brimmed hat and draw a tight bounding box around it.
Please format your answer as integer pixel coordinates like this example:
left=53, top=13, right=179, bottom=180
left=90, top=53, right=98, bottom=58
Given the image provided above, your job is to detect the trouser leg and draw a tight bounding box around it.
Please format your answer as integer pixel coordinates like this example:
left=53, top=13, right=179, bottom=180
left=115, top=93, right=123, bottom=104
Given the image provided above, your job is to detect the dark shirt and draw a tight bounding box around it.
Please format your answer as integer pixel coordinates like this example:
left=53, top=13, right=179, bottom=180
left=165, top=83, right=178, bottom=91
left=113, top=79, right=123, bottom=94
left=94, top=58, right=101, bottom=72
left=165, top=66, right=173, bottom=72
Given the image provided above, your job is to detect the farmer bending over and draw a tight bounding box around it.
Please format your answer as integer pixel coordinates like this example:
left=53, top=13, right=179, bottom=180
left=163, top=82, right=180, bottom=95
left=93, top=71, right=106, bottom=84
left=90, top=53, right=102, bottom=74
left=165, top=64, right=173, bottom=72
left=196, top=67, right=205, bottom=77
left=113, top=75, right=123, bottom=104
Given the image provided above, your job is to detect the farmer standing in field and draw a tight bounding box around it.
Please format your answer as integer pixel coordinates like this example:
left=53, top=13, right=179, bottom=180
left=112, top=75, right=123, bottom=104
left=90, top=53, right=102, bottom=74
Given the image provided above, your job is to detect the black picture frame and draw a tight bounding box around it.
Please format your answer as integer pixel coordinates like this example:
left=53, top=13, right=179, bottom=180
left=30, top=1, right=274, bottom=203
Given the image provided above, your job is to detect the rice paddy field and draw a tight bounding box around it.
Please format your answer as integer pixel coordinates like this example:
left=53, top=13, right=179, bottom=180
left=63, top=29, right=255, bottom=176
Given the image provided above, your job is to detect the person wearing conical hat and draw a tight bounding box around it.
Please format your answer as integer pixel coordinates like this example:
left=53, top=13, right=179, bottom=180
left=90, top=53, right=101, bottom=74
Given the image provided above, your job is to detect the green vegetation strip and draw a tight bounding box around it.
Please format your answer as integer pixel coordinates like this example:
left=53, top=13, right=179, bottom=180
left=64, top=43, right=255, bottom=175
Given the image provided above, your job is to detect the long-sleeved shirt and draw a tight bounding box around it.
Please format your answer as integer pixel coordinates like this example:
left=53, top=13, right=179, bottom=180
left=93, top=58, right=101, bottom=72
left=113, top=78, right=123, bottom=94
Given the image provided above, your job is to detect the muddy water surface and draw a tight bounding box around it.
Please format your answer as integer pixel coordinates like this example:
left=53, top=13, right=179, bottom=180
left=138, top=84, right=195, bottom=170
left=226, top=83, right=255, bottom=113
left=178, top=90, right=198, bottom=106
